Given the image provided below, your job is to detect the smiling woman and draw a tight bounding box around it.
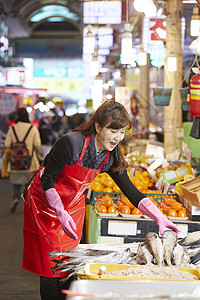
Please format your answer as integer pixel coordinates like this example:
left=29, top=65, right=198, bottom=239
left=22, top=100, right=180, bottom=300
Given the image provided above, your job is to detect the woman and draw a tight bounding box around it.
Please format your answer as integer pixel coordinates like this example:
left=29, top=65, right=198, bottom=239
left=4, top=107, right=41, bottom=213
left=22, top=100, right=179, bottom=300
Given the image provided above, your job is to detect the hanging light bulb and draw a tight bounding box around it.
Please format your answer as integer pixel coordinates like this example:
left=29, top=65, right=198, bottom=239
left=167, top=48, right=177, bottom=72
left=121, top=0, right=132, bottom=65
left=84, top=25, right=95, bottom=54
left=134, top=0, right=148, bottom=13
left=91, top=73, right=103, bottom=110
left=143, top=0, right=157, bottom=17
left=190, top=4, right=200, bottom=37
left=121, top=23, right=132, bottom=64
left=138, top=44, right=147, bottom=66
left=90, top=49, right=99, bottom=76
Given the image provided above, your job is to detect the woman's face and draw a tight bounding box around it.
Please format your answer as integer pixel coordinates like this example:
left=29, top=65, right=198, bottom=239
left=95, top=122, right=126, bottom=151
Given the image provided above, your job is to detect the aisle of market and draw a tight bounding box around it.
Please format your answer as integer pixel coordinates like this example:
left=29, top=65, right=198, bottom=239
left=0, top=178, right=39, bottom=300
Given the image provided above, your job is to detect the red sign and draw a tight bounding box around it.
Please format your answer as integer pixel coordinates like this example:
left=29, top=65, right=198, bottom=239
left=5, top=67, right=25, bottom=85
left=149, top=18, right=166, bottom=42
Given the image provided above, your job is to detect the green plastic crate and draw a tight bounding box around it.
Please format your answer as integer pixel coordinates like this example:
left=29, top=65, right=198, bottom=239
left=91, top=191, right=178, bottom=206
left=145, top=193, right=178, bottom=205
left=91, top=191, right=122, bottom=205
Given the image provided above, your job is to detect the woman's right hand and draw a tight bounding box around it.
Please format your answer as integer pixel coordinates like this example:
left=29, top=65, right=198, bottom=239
left=56, top=208, right=78, bottom=240
left=45, top=188, right=78, bottom=240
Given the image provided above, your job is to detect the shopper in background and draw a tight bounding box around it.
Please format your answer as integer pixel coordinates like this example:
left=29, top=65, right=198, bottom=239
left=4, top=108, right=41, bottom=213
left=22, top=100, right=180, bottom=300
left=39, top=111, right=55, bottom=158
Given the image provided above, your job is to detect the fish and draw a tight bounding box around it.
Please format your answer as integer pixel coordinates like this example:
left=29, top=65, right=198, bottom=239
left=190, top=249, right=200, bottom=265
left=172, top=243, right=190, bottom=267
left=145, top=232, right=164, bottom=266
left=136, top=241, right=153, bottom=265
left=49, top=248, right=137, bottom=276
left=49, top=249, right=115, bottom=258
left=179, top=231, right=200, bottom=247
left=162, top=230, right=177, bottom=266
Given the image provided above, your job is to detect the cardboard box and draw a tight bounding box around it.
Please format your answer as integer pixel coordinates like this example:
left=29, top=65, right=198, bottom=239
left=187, top=201, right=200, bottom=221
left=181, top=176, right=200, bottom=207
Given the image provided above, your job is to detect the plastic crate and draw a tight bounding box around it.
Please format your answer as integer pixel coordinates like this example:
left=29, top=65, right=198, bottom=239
left=91, top=191, right=178, bottom=206
left=145, top=192, right=178, bottom=205
left=91, top=191, right=122, bottom=205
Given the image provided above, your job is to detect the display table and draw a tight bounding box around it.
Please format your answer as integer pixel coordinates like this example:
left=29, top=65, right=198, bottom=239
left=69, top=279, right=200, bottom=299
left=86, top=204, right=200, bottom=244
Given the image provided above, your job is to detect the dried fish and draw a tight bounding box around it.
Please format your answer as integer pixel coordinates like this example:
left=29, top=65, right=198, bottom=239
left=50, top=248, right=136, bottom=276
left=49, top=249, right=115, bottom=258
left=162, top=230, right=177, bottom=266
left=136, top=242, right=153, bottom=265
left=172, top=243, right=190, bottom=267
left=145, top=232, right=164, bottom=266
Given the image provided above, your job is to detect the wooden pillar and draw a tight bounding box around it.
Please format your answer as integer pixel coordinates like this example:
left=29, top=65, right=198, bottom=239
left=138, top=53, right=150, bottom=137
left=164, top=0, right=183, bottom=158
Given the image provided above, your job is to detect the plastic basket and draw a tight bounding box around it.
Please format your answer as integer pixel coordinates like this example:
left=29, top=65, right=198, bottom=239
left=84, top=263, right=200, bottom=281
left=179, top=87, right=188, bottom=104
left=153, top=87, right=172, bottom=106
left=91, top=191, right=178, bottom=206
left=145, top=192, right=178, bottom=205
left=91, top=191, right=122, bottom=205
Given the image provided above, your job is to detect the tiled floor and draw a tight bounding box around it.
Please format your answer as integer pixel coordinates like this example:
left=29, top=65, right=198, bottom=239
left=0, top=179, right=40, bottom=299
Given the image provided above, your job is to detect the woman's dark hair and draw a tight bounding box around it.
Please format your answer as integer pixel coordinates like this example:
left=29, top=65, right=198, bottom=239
left=77, top=100, right=133, bottom=173
left=16, top=108, right=30, bottom=123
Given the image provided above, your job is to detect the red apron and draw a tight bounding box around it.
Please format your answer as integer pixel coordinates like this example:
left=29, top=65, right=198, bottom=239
left=22, top=135, right=109, bottom=277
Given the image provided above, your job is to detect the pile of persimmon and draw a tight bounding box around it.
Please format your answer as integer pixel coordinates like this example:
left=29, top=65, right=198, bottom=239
left=129, top=169, right=155, bottom=193
left=94, top=195, right=117, bottom=214
left=90, top=173, right=121, bottom=193
left=158, top=196, right=187, bottom=218
left=116, top=195, right=142, bottom=216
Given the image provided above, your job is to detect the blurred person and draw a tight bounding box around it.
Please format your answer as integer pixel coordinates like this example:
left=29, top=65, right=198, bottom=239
left=22, top=100, right=180, bottom=300
left=4, top=107, right=41, bottom=213
left=39, top=111, right=55, bottom=158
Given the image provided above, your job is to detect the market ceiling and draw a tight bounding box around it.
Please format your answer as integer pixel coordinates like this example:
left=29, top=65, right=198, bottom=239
left=2, top=0, right=82, bottom=38
left=1, top=0, right=198, bottom=39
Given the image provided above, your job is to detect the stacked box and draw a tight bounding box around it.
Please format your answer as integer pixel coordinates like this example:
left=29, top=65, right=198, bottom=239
left=181, top=176, right=200, bottom=207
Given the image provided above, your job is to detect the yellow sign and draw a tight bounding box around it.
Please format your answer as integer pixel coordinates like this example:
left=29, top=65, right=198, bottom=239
left=125, top=70, right=139, bottom=90
left=33, top=78, right=83, bottom=94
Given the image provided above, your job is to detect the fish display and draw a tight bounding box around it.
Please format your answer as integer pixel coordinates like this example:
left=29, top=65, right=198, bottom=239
left=49, top=230, right=194, bottom=280
left=136, top=230, right=190, bottom=267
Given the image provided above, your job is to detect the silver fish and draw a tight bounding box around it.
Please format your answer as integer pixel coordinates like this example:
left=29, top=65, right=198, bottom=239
left=146, top=232, right=164, bottom=266
left=136, top=241, right=153, bottom=265
left=172, top=243, right=190, bottom=267
left=162, top=230, right=177, bottom=266
left=179, top=231, right=200, bottom=247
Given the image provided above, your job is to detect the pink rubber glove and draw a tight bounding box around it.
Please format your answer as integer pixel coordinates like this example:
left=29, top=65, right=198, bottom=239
left=138, top=197, right=180, bottom=236
left=45, top=188, right=78, bottom=240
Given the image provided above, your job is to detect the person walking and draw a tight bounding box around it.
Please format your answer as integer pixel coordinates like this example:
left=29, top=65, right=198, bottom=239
left=4, top=107, right=41, bottom=213
left=22, top=100, right=180, bottom=300
left=39, top=110, right=55, bottom=158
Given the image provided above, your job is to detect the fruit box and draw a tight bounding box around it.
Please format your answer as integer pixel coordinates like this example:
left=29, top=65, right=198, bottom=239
left=181, top=176, right=200, bottom=207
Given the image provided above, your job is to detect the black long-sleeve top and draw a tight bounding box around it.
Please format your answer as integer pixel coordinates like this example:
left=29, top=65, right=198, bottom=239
left=41, top=132, right=145, bottom=207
